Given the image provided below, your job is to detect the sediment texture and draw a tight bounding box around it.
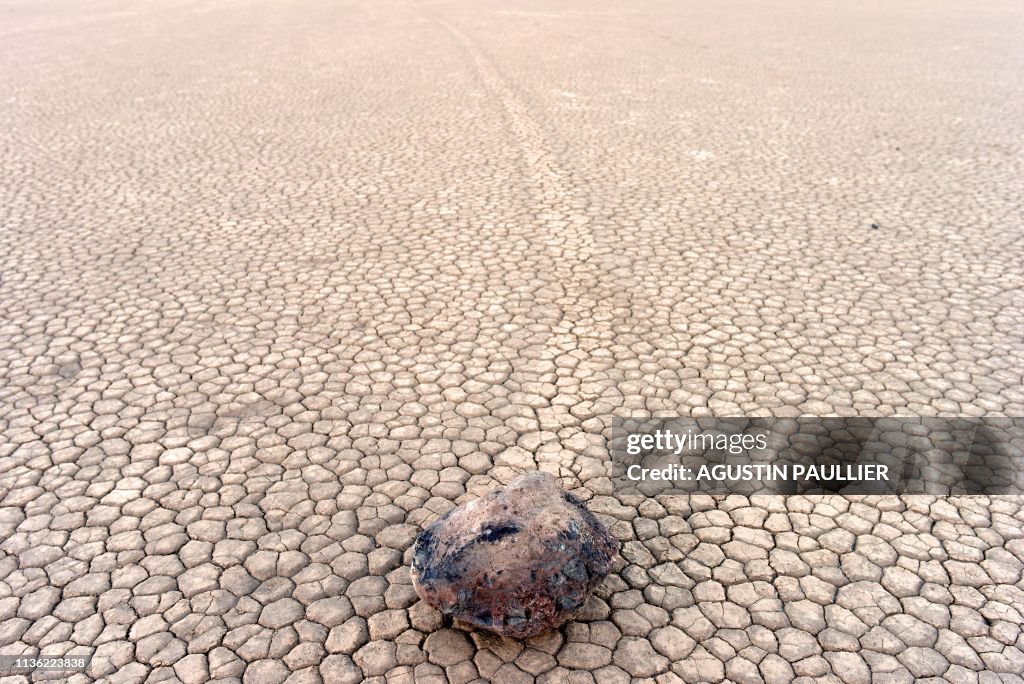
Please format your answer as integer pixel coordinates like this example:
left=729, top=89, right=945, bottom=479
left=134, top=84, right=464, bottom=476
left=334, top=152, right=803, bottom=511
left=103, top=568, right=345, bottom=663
left=1, top=0, right=1022, bottom=682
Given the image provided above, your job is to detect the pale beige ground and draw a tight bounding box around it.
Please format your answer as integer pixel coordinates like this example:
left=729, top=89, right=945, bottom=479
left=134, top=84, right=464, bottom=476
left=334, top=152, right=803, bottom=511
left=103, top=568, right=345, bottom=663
left=1, top=0, right=1023, bottom=682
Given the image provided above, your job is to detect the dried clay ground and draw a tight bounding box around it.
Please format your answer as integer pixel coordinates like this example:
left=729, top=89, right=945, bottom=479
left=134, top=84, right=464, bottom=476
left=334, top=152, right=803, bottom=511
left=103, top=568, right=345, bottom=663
left=1, top=0, right=1023, bottom=683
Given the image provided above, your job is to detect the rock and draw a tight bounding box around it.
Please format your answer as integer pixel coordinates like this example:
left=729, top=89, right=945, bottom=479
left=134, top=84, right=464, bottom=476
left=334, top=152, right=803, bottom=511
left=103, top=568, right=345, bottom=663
left=410, top=472, right=618, bottom=639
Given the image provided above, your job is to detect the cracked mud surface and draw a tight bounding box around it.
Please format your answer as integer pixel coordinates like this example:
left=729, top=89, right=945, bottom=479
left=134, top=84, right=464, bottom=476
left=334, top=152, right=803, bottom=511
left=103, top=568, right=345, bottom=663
left=1, top=0, right=1023, bottom=682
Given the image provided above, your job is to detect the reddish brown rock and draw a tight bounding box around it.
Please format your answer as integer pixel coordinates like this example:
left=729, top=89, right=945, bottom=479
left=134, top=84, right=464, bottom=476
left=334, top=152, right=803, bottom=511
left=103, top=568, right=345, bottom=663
left=410, top=472, right=619, bottom=639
